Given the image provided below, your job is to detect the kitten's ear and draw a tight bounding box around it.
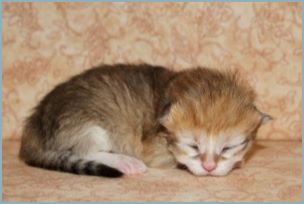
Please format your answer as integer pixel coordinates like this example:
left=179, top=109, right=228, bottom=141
left=260, top=113, right=273, bottom=125
left=249, top=106, right=273, bottom=140
left=255, top=106, right=273, bottom=125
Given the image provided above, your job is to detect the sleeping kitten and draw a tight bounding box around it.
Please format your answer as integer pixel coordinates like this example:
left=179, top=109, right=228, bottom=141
left=19, top=64, right=271, bottom=177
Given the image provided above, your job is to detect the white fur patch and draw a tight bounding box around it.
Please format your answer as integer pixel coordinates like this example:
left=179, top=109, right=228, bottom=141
left=79, top=125, right=146, bottom=175
left=82, top=125, right=112, bottom=152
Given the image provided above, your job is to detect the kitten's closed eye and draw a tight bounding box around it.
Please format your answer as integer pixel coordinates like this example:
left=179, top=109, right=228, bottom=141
left=221, top=146, right=232, bottom=153
left=222, top=138, right=249, bottom=153
left=189, top=144, right=199, bottom=151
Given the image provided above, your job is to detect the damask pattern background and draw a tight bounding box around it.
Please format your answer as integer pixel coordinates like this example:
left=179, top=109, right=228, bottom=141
left=2, top=2, right=302, bottom=140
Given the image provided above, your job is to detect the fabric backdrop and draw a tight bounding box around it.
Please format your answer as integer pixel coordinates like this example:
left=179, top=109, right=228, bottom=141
left=2, top=2, right=302, bottom=140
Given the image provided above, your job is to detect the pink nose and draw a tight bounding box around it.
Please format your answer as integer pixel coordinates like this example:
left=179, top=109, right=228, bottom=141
left=202, top=162, right=216, bottom=172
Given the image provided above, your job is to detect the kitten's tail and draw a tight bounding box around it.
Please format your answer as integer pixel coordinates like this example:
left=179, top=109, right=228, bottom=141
left=19, top=149, right=123, bottom=178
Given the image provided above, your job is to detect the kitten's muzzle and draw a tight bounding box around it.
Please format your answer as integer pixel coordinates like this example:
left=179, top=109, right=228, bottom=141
left=202, top=161, right=217, bottom=172
left=200, top=154, right=219, bottom=172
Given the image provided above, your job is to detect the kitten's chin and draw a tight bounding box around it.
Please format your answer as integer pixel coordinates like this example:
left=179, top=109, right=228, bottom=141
left=178, top=158, right=244, bottom=177
left=177, top=160, right=209, bottom=176
left=210, top=160, right=244, bottom=176
left=187, top=166, right=209, bottom=176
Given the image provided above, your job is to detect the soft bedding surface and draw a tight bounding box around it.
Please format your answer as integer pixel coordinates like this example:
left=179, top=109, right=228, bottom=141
left=2, top=140, right=301, bottom=202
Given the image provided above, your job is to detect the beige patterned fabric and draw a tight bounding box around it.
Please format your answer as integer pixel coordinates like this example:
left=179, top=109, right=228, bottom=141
left=2, top=3, right=302, bottom=201
left=2, top=2, right=302, bottom=140
left=3, top=140, right=302, bottom=201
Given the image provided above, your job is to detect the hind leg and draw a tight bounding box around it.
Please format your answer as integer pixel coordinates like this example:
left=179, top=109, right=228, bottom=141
left=84, top=152, right=147, bottom=175
left=70, top=125, right=146, bottom=175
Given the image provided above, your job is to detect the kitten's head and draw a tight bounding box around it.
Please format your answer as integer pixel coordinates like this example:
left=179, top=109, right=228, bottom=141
left=159, top=68, right=272, bottom=176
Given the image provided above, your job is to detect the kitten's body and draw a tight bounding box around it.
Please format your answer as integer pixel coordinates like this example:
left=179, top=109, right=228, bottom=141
left=19, top=64, right=270, bottom=177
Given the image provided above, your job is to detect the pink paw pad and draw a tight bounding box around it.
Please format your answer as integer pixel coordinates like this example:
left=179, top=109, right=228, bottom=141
left=117, top=156, right=147, bottom=175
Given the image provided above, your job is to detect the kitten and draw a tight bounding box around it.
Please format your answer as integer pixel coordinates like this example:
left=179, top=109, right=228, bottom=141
left=19, top=64, right=271, bottom=177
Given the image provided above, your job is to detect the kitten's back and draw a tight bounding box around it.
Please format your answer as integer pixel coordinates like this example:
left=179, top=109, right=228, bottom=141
left=19, top=64, right=174, bottom=177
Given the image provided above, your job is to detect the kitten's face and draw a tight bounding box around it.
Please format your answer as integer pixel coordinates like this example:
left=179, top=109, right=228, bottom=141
left=160, top=68, right=271, bottom=176
left=168, top=129, right=253, bottom=176
left=162, top=103, right=267, bottom=176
